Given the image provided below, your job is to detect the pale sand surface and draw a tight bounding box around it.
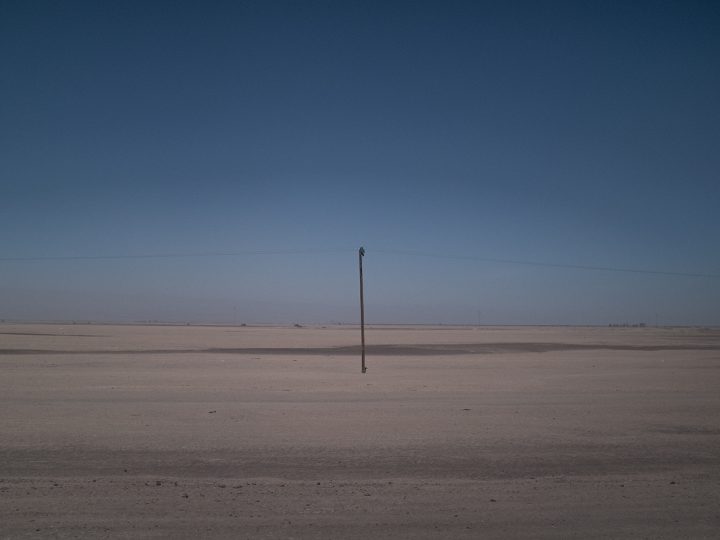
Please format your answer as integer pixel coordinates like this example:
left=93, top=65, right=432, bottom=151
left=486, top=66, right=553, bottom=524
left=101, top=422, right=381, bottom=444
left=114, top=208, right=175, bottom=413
left=1, top=324, right=719, bottom=538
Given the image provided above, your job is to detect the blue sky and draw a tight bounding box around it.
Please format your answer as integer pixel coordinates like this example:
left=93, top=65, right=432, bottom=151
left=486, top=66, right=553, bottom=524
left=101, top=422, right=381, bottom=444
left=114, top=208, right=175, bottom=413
left=1, top=0, right=719, bottom=324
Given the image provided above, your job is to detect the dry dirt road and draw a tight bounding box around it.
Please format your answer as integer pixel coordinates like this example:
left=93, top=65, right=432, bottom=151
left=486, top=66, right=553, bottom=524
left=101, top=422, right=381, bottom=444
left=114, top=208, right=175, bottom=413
left=1, top=324, right=719, bottom=538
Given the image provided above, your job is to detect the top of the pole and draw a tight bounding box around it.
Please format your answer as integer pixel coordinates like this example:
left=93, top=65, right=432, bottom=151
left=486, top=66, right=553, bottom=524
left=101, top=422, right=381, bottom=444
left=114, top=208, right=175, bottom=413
left=359, top=246, right=365, bottom=257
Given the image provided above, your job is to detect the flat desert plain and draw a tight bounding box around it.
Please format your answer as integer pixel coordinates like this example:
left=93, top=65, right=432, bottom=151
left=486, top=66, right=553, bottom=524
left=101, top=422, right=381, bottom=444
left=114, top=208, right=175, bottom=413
left=1, top=323, right=720, bottom=538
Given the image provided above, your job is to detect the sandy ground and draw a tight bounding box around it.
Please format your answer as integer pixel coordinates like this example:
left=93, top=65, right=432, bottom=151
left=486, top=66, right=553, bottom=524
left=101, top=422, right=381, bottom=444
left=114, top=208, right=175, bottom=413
left=1, top=323, right=719, bottom=539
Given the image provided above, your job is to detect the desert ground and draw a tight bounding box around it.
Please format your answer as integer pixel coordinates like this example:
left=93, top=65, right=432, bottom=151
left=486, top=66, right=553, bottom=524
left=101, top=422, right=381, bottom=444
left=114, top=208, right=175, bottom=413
left=1, top=323, right=719, bottom=538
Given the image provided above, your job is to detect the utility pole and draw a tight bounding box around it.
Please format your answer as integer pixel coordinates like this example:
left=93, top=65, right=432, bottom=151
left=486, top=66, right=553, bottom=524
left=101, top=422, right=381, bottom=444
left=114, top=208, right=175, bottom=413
left=359, top=246, right=366, bottom=373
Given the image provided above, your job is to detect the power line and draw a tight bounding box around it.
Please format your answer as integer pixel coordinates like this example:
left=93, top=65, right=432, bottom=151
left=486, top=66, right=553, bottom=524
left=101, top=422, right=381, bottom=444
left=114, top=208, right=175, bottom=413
left=371, top=249, right=720, bottom=279
left=1, top=246, right=717, bottom=279
left=0, top=248, right=354, bottom=262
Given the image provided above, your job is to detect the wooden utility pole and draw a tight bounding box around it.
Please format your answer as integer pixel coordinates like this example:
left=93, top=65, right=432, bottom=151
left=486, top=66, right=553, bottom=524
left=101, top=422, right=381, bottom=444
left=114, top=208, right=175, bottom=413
left=359, top=246, right=366, bottom=373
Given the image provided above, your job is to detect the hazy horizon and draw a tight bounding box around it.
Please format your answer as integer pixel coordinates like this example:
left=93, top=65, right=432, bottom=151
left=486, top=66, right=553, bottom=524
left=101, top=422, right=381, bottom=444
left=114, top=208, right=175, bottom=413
left=2, top=249, right=717, bottom=327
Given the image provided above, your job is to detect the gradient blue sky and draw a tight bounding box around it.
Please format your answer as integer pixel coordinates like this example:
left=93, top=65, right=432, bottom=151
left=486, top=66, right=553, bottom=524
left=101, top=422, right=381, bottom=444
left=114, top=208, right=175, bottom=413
left=2, top=0, right=719, bottom=325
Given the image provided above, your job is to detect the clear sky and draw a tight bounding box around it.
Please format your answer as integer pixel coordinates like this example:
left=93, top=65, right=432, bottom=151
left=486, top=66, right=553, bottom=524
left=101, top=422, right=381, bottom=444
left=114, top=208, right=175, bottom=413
left=2, top=0, right=719, bottom=325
